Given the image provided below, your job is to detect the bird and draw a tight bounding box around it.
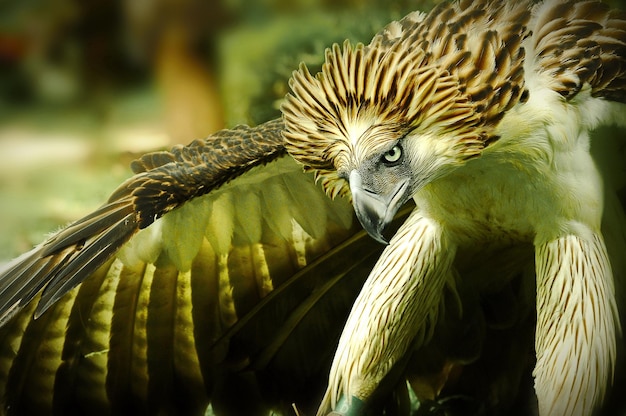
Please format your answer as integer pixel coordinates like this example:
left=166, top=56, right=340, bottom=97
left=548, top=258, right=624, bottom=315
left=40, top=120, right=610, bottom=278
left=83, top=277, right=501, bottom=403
left=0, top=121, right=383, bottom=415
left=280, top=0, right=626, bottom=415
left=0, top=0, right=624, bottom=415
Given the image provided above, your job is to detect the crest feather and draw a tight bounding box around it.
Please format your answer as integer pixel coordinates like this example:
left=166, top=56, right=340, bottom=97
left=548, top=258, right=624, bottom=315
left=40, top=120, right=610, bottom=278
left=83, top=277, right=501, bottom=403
left=282, top=0, right=532, bottom=178
left=283, top=40, right=474, bottom=171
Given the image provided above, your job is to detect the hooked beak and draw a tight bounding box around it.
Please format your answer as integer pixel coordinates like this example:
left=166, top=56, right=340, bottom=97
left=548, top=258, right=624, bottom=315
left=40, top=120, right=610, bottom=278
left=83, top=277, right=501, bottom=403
left=349, top=170, right=410, bottom=244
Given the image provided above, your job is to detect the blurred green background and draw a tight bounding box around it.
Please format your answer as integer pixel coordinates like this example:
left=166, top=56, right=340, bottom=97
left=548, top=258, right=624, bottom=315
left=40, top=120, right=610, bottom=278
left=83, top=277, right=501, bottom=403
left=0, top=0, right=437, bottom=261
left=4, top=0, right=623, bottom=261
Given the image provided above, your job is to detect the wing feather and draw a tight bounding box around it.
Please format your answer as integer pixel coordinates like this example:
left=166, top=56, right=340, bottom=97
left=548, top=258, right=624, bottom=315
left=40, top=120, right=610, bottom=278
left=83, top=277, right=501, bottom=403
left=532, top=0, right=626, bottom=103
left=0, top=118, right=286, bottom=325
left=36, top=215, right=138, bottom=318
left=0, top=153, right=365, bottom=414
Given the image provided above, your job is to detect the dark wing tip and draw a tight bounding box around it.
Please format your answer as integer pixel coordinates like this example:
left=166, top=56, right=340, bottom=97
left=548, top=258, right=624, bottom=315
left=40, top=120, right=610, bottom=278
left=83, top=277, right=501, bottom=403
left=34, top=212, right=139, bottom=318
left=0, top=118, right=287, bottom=326
left=0, top=203, right=139, bottom=325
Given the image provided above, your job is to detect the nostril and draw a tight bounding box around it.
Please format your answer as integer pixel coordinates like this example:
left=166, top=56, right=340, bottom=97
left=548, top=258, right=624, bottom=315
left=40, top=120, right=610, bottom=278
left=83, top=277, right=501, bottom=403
left=362, top=187, right=380, bottom=197
left=350, top=171, right=383, bottom=200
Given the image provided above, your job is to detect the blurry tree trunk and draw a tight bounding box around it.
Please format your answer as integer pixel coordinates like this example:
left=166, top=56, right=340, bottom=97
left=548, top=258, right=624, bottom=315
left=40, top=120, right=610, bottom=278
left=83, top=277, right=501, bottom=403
left=155, top=26, right=225, bottom=146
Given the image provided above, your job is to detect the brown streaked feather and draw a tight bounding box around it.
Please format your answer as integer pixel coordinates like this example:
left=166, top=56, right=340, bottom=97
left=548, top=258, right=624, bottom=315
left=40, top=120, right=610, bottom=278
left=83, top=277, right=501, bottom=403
left=61, top=259, right=121, bottom=414
left=391, top=0, right=532, bottom=128
left=4, top=288, right=79, bottom=414
left=210, top=205, right=412, bottom=369
left=0, top=118, right=286, bottom=326
left=532, top=1, right=626, bottom=102
left=368, top=10, right=427, bottom=50
left=143, top=261, right=179, bottom=414
left=282, top=0, right=532, bottom=177
left=0, top=148, right=366, bottom=415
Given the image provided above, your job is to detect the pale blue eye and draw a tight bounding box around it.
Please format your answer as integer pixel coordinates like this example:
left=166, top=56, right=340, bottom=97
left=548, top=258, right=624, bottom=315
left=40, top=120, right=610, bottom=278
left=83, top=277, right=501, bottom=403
left=382, top=145, right=402, bottom=165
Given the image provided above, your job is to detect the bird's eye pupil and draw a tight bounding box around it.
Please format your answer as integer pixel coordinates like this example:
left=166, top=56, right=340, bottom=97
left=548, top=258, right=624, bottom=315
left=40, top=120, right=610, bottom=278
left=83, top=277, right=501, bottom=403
left=382, top=145, right=402, bottom=165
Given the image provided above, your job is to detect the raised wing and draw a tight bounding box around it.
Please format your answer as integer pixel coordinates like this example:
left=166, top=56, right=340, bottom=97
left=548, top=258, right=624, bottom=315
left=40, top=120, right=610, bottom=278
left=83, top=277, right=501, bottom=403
left=0, top=128, right=367, bottom=414
left=0, top=119, right=548, bottom=416
left=0, top=118, right=286, bottom=325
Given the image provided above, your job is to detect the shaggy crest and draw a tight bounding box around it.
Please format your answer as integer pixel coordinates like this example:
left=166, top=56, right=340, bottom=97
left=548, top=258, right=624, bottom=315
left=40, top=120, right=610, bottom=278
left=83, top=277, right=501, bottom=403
left=282, top=0, right=532, bottom=176
left=282, top=40, right=481, bottom=172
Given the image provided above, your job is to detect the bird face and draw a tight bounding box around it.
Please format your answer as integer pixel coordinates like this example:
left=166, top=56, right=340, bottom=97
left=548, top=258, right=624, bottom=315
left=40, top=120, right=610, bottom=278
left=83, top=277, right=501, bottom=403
left=338, top=127, right=469, bottom=243
left=346, top=141, right=412, bottom=243
left=282, top=41, right=492, bottom=243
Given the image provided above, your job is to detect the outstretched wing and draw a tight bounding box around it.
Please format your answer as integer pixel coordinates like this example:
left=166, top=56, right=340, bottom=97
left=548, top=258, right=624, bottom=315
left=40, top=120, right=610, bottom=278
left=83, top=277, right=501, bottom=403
left=0, top=120, right=370, bottom=414
left=0, top=118, right=286, bottom=325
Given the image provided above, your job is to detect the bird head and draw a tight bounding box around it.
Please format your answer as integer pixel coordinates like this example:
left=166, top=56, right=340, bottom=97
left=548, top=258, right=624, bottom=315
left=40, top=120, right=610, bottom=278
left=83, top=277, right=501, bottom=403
left=282, top=40, right=491, bottom=243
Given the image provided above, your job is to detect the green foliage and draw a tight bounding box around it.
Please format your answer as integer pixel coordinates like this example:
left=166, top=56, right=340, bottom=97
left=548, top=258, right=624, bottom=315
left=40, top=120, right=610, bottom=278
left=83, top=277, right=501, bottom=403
left=218, top=2, right=433, bottom=125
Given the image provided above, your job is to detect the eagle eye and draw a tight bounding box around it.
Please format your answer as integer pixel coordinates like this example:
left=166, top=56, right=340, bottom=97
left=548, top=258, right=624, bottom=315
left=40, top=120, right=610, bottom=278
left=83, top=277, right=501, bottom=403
left=381, top=145, right=403, bottom=166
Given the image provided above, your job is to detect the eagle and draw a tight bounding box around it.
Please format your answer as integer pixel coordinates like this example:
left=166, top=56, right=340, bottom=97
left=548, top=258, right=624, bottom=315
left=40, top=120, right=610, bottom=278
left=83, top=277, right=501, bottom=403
left=281, top=0, right=626, bottom=414
left=0, top=0, right=625, bottom=415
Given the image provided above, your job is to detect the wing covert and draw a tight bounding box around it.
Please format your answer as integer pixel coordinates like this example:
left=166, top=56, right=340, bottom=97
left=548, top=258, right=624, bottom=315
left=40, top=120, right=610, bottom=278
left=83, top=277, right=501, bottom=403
left=0, top=118, right=286, bottom=325
left=531, top=1, right=626, bottom=103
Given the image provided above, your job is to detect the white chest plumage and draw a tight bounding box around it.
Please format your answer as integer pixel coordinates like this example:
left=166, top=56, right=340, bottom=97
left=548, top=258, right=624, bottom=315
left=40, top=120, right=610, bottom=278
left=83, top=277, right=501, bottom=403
left=418, top=87, right=624, bottom=249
